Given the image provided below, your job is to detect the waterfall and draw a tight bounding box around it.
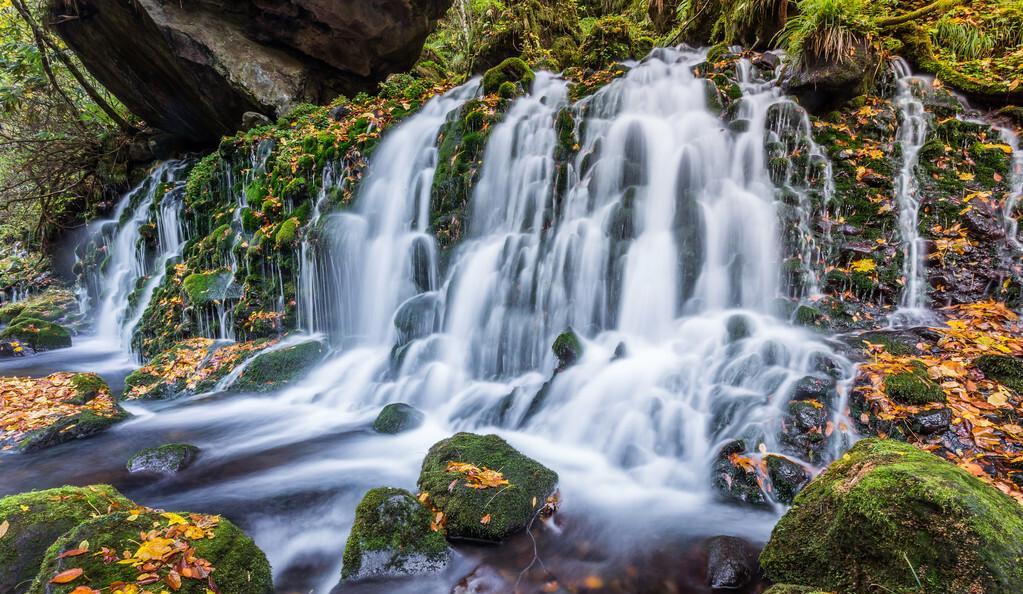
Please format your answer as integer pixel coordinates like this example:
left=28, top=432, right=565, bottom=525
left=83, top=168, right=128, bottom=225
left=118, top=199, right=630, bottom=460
left=1000, top=126, right=1023, bottom=250
left=89, top=160, right=191, bottom=355
left=287, top=48, right=855, bottom=500
left=891, top=58, right=932, bottom=317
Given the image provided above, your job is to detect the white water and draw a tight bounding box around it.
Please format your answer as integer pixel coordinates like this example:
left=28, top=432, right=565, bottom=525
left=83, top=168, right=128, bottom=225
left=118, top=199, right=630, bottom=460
left=90, top=160, right=191, bottom=356
left=891, top=58, right=932, bottom=318
left=999, top=126, right=1023, bottom=250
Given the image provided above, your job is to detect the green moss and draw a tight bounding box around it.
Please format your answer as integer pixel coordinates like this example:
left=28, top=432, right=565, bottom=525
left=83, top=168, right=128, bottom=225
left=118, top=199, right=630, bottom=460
left=552, top=329, right=583, bottom=370
left=580, top=15, right=636, bottom=69
left=482, top=58, right=535, bottom=95
left=761, top=439, right=1023, bottom=593
left=126, top=443, right=200, bottom=474
left=29, top=511, right=273, bottom=594
left=417, top=433, right=558, bottom=542
left=182, top=270, right=232, bottom=305
left=885, top=363, right=946, bottom=405
left=231, top=340, right=326, bottom=393
left=68, top=373, right=109, bottom=405
left=275, top=217, right=301, bottom=248
left=0, top=318, right=71, bottom=350
left=372, top=403, right=426, bottom=434
left=341, top=487, right=448, bottom=580
left=0, top=485, right=134, bottom=594
left=975, top=355, right=1023, bottom=393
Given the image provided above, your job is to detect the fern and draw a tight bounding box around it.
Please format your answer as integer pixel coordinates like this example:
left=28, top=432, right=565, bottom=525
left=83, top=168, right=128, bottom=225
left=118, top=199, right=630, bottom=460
left=777, top=0, right=877, bottom=66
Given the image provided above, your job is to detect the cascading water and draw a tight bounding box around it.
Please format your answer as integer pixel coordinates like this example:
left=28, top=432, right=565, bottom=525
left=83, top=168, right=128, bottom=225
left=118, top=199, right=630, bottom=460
left=88, top=160, right=191, bottom=356
left=891, top=58, right=932, bottom=317
left=999, top=126, right=1023, bottom=250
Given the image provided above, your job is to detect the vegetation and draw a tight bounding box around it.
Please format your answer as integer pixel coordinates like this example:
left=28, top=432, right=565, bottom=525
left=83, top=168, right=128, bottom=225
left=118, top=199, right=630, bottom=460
left=777, top=0, right=877, bottom=66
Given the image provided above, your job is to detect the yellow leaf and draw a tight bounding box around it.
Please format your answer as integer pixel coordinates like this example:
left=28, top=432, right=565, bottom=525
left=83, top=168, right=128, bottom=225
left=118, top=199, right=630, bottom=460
left=850, top=259, right=876, bottom=273
left=979, top=143, right=1014, bottom=155
left=162, top=512, right=188, bottom=526
left=958, top=172, right=975, bottom=181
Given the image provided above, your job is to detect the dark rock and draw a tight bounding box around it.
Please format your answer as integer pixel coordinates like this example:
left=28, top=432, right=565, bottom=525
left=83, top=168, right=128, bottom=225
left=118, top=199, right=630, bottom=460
left=766, top=454, right=810, bottom=505
left=961, top=198, right=1005, bottom=240
left=341, top=487, right=449, bottom=581
left=373, top=403, right=426, bottom=434
left=552, top=329, right=583, bottom=371
left=126, top=443, right=200, bottom=474
left=909, top=407, right=952, bottom=435
left=417, top=433, right=558, bottom=542
left=0, top=485, right=134, bottom=594
left=240, top=111, right=273, bottom=132
left=791, top=376, right=836, bottom=406
left=726, top=314, right=753, bottom=342
left=761, top=439, right=1023, bottom=593
left=712, top=440, right=768, bottom=507
left=0, top=339, right=29, bottom=358
left=781, top=401, right=828, bottom=463
left=754, top=51, right=781, bottom=70
left=782, top=42, right=880, bottom=114
left=230, top=340, right=327, bottom=392
left=702, top=535, right=758, bottom=590
left=47, top=0, right=453, bottom=144
left=329, top=104, right=350, bottom=122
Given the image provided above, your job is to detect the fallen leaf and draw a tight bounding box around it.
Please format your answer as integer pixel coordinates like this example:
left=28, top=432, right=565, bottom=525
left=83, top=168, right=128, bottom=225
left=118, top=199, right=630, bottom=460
left=480, top=514, right=491, bottom=524
left=0, top=519, right=8, bottom=539
left=50, top=568, right=84, bottom=584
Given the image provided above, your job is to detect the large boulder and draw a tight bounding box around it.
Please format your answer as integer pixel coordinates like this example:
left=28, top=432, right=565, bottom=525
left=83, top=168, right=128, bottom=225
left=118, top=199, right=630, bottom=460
left=0, top=485, right=135, bottom=594
left=46, top=0, right=453, bottom=144
left=417, top=433, right=558, bottom=542
left=341, top=487, right=449, bottom=581
left=782, top=41, right=880, bottom=114
left=127, top=443, right=201, bottom=475
left=760, top=439, right=1023, bottom=594
left=28, top=510, right=273, bottom=594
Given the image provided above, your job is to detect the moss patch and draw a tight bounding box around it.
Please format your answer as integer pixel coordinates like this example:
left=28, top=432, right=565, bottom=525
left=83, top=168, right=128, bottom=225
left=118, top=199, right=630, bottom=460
left=0, top=485, right=134, bottom=594
left=417, top=432, right=558, bottom=542
left=230, top=340, right=326, bottom=393
left=0, top=318, right=71, bottom=350
left=482, top=58, right=535, bottom=95
left=975, top=355, right=1023, bottom=393
left=884, top=363, right=946, bottom=405
left=761, top=439, right=1023, bottom=593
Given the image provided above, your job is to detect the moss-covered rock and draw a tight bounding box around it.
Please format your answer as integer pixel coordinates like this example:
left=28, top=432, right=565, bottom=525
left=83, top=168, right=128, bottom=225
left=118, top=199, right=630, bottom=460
left=29, top=510, right=273, bottom=594
left=182, top=270, right=233, bottom=305
left=372, top=403, right=425, bottom=434
left=417, top=433, right=558, bottom=542
left=884, top=363, right=946, bottom=405
left=0, top=485, right=134, bottom=594
left=975, top=355, right=1023, bottom=393
left=0, top=318, right=71, bottom=350
left=127, top=443, right=201, bottom=475
left=230, top=339, right=326, bottom=393
left=551, top=328, right=583, bottom=371
left=580, top=15, right=637, bottom=70
left=761, top=439, right=1023, bottom=594
left=341, top=487, right=449, bottom=581
left=482, top=57, right=535, bottom=95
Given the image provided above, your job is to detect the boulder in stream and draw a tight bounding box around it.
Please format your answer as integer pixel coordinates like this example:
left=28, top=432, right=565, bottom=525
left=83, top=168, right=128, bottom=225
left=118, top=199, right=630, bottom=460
left=29, top=509, right=273, bottom=594
left=0, top=485, right=134, bottom=594
left=760, top=439, right=1023, bottom=593
left=229, top=339, right=327, bottom=393
left=0, top=318, right=71, bottom=351
left=701, top=535, right=759, bottom=590
left=127, top=443, right=201, bottom=475
left=372, top=403, right=425, bottom=434
left=711, top=440, right=768, bottom=507
left=418, top=433, right=558, bottom=542
left=341, top=487, right=449, bottom=581
left=0, top=373, right=128, bottom=452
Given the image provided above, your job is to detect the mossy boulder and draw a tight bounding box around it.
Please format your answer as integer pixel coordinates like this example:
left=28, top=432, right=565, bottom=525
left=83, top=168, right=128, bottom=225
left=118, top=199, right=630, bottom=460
left=760, top=439, right=1023, bottom=593
left=0, top=485, right=134, bottom=594
left=29, top=510, right=273, bottom=594
left=182, top=270, right=233, bottom=305
left=975, top=355, right=1023, bottom=393
left=341, top=487, right=449, bottom=582
left=884, top=363, right=946, bottom=405
left=551, top=328, right=583, bottom=371
left=482, top=57, right=535, bottom=95
left=417, top=433, right=558, bottom=542
left=0, top=318, right=71, bottom=350
left=372, top=403, right=425, bottom=434
left=230, top=339, right=326, bottom=392
left=127, top=443, right=201, bottom=475
left=580, top=15, right=636, bottom=70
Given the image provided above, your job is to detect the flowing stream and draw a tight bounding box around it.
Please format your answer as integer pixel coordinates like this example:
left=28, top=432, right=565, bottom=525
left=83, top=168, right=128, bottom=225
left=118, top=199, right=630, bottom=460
left=3, top=48, right=869, bottom=593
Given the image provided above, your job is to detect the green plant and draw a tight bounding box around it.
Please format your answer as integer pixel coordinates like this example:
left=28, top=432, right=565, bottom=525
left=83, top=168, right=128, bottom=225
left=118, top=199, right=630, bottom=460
left=777, top=0, right=877, bottom=66
left=932, top=16, right=994, bottom=61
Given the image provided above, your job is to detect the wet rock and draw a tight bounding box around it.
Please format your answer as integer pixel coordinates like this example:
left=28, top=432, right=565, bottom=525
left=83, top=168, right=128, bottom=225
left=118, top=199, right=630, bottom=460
left=702, top=535, right=758, bottom=590
left=754, top=51, right=781, bottom=70
left=782, top=42, right=880, bottom=114
left=28, top=509, right=273, bottom=594
left=394, top=293, right=442, bottom=350
left=728, top=118, right=752, bottom=133
left=0, top=485, right=134, bottom=594
left=909, top=407, right=952, bottom=435
left=240, top=111, right=272, bottom=132
left=766, top=454, right=811, bottom=505
left=975, top=355, right=1023, bottom=392
left=726, top=314, right=753, bottom=342
left=0, top=338, right=29, bottom=358
left=372, top=403, right=425, bottom=434
left=761, top=439, right=1023, bottom=593
left=780, top=401, right=827, bottom=464
left=962, top=199, right=1005, bottom=240
left=712, top=440, right=768, bottom=507
left=46, top=0, right=453, bottom=143
left=341, top=487, right=449, bottom=582
left=0, top=318, right=71, bottom=350
left=1, top=373, right=128, bottom=452
left=126, top=443, right=200, bottom=475
left=418, top=433, right=558, bottom=542
left=552, top=329, right=583, bottom=371
left=451, top=564, right=519, bottom=594
left=230, top=340, right=327, bottom=393
left=791, top=376, right=836, bottom=406
left=884, top=364, right=945, bottom=405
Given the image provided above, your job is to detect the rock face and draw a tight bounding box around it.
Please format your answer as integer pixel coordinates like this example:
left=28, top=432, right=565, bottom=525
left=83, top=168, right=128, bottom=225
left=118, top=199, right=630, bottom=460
left=0, top=485, right=134, bottom=594
left=417, top=433, right=558, bottom=542
left=47, top=0, right=453, bottom=144
left=760, top=439, right=1023, bottom=594
left=341, top=487, right=449, bottom=581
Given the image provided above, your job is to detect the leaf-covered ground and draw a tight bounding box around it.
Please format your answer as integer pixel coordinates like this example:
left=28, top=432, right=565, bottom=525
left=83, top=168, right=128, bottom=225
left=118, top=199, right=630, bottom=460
left=0, top=373, right=123, bottom=451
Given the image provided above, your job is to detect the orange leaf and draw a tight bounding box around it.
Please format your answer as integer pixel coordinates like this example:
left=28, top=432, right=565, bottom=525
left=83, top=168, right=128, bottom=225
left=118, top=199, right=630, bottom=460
left=50, top=568, right=83, bottom=584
